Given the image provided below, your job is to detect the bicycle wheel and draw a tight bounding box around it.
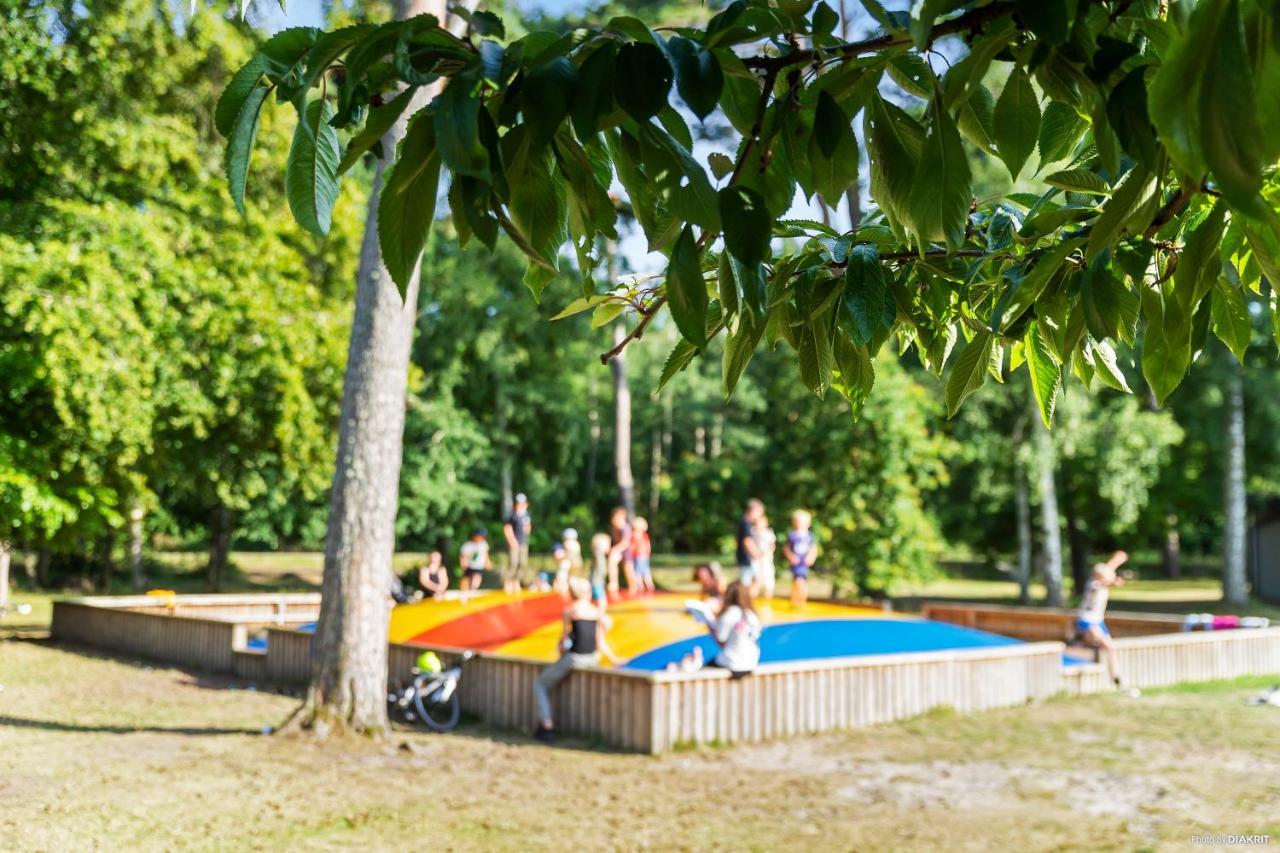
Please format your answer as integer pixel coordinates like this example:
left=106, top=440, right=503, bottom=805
left=413, top=677, right=461, bottom=732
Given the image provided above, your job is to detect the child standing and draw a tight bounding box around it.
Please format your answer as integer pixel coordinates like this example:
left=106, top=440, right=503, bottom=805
left=1075, top=550, right=1131, bottom=689
left=630, top=517, right=655, bottom=594
left=458, top=528, right=492, bottom=592
left=606, top=507, right=633, bottom=593
left=782, top=510, right=818, bottom=608
left=532, top=576, right=619, bottom=743
left=748, top=515, right=777, bottom=602
left=551, top=528, right=583, bottom=594
left=589, top=532, right=612, bottom=608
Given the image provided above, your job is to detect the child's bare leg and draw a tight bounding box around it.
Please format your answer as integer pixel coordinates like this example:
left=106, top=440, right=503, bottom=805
left=791, top=576, right=808, bottom=607
left=622, top=560, right=637, bottom=592
left=607, top=555, right=620, bottom=591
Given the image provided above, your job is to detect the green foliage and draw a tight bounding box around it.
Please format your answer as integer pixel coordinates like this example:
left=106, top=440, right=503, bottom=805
left=218, top=0, right=1280, bottom=425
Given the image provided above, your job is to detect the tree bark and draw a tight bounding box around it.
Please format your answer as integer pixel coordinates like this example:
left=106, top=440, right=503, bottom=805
left=299, top=0, right=447, bottom=737
left=1063, top=485, right=1091, bottom=598
left=35, top=548, right=50, bottom=588
left=128, top=500, right=145, bottom=591
left=694, top=424, right=706, bottom=459
left=838, top=0, right=862, bottom=230
left=648, top=417, right=663, bottom=519
left=1013, top=418, right=1032, bottom=605
left=1222, top=357, right=1248, bottom=606
left=0, top=542, right=10, bottom=615
left=207, top=503, right=234, bottom=592
left=710, top=408, right=723, bottom=459
left=1034, top=418, right=1066, bottom=607
left=585, top=361, right=600, bottom=497
left=96, top=534, right=114, bottom=593
left=610, top=321, right=635, bottom=516
left=1162, top=514, right=1181, bottom=579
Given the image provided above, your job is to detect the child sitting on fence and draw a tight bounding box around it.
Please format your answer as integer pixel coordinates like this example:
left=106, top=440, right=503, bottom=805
left=418, top=550, right=449, bottom=599
left=1074, top=550, right=1130, bottom=689
left=532, top=576, right=619, bottom=743
left=678, top=580, right=762, bottom=677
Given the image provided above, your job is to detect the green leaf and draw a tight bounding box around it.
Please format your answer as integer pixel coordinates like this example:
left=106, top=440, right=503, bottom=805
left=525, top=57, right=578, bottom=140
left=716, top=49, right=760, bottom=136
left=906, top=95, right=971, bottom=250
left=866, top=94, right=923, bottom=240
left=1200, top=0, right=1268, bottom=216
left=338, top=87, right=415, bottom=175
left=993, top=67, right=1040, bottom=180
left=666, top=225, right=708, bottom=346
left=1106, top=68, right=1159, bottom=171
left=657, top=339, right=699, bottom=391
left=1148, top=0, right=1223, bottom=180
left=956, top=83, right=998, bottom=155
left=840, top=244, right=893, bottom=347
left=707, top=152, right=734, bottom=181
left=1173, top=202, right=1226, bottom=315
left=722, top=311, right=766, bottom=396
left=1025, top=320, right=1062, bottom=427
left=887, top=52, right=933, bottom=99
left=437, top=70, right=491, bottom=180
left=215, top=55, right=268, bottom=138
left=377, top=112, right=441, bottom=299
left=944, top=330, right=993, bottom=417
left=719, top=186, right=771, bottom=267
left=1018, top=0, right=1068, bottom=46
left=223, top=79, right=270, bottom=215
left=1090, top=339, right=1132, bottom=393
left=796, top=291, right=836, bottom=397
left=1141, top=280, right=1191, bottom=406
left=1036, top=100, right=1085, bottom=167
left=1211, top=277, right=1251, bottom=362
left=1043, top=169, right=1109, bottom=195
left=667, top=36, right=723, bottom=120
left=507, top=143, right=567, bottom=294
left=1082, top=261, right=1139, bottom=344
left=812, top=1, right=838, bottom=37
left=259, top=27, right=321, bottom=96
left=570, top=42, right=617, bottom=139
left=1086, top=165, right=1154, bottom=260
left=833, top=336, right=875, bottom=415
left=551, top=294, right=610, bottom=320
left=285, top=97, right=342, bottom=236
left=614, top=42, right=673, bottom=121
left=809, top=91, right=859, bottom=207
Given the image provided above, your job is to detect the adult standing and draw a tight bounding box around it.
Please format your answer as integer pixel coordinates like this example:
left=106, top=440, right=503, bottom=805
left=735, top=499, right=765, bottom=580
left=503, top=493, right=532, bottom=594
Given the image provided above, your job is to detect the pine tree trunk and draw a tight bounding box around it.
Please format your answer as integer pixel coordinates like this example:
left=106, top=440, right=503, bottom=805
left=1063, top=487, right=1091, bottom=598
left=298, top=0, right=446, bottom=737
left=648, top=417, right=662, bottom=519
left=35, top=548, right=50, bottom=588
left=207, top=503, right=234, bottom=592
left=96, top=535, right=114, bottom=593
left=128, top=500, right=145, bottom=591
left=1222, top=358, right=1248, bottom=606
left=1034, top=418, right=1066, bottom=607
left=694, top=424, right=706, bottom=458
left=611, top=322, right=635, bottom=516
left=710, top=409, right=723, bottom=459
left=585, top=364, right=600, bottom=497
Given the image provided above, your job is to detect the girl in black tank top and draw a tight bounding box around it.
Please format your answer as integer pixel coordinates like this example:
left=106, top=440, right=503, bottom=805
left=569, top=618, right=598, bottom=654
left=533, top=576, right=620, bottom=742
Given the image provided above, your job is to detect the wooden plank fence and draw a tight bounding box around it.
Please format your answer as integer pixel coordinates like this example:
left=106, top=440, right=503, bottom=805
left=49, top=595, right=1280, bottom=753
left=922, top=602, right=1185, bottom=641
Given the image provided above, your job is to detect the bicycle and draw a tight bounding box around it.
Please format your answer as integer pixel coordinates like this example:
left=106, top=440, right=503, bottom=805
left=387, top=650, right=475, bottom=733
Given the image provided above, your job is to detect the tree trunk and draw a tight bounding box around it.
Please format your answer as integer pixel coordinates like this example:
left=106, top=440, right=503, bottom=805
left=96, top=535, right=115, bottom=593
left=610, top=322, right=635, bottom=516
left=495, top=378, right=512, bottom=518
left=35, top=548, right=50, bottom=588
left=1063, top=485, right=1091, bottom=598
left=585, top=362, right=600, bottom=498
left=0, top=542, right=10, bottom=615
left=710, top=408, right=723, bottom=459
left=694, top=424, right=706, bottom=459
left=1013, top=419, right=1032, bottom=606
left=648, top=417, right=663, bottom=520
left=128, top=499, right=145, bottom=591
left=1034, top=418, right=1066, bottom=607
left=1222, top=357, right=1248, bottom=606
left=299, top=0, right=447, bottom=737
left=207, top=503, right=234, bottom=592
left=1161, top=514, right=1181, bottom=579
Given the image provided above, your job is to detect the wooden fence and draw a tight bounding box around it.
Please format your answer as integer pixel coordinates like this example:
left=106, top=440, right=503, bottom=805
left=49, top=595, right=1280, bottom=753
left=922, top=602, right=1185, bottom=641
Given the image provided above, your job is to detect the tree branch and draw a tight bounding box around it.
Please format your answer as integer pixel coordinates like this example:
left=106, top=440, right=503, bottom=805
left=600, top=297, right=664, bottom=364
left=743, top=0, right=1018, bottom=73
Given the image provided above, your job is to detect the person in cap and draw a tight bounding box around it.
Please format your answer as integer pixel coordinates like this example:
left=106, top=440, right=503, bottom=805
left=503, top=493, right=532, bottom=594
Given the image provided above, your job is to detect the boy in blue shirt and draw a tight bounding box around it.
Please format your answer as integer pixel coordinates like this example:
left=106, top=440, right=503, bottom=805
left=782, top=510, right=818, bottom=609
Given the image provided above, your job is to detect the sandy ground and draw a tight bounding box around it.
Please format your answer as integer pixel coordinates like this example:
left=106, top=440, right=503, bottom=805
left=2, top=638, right=1278, bottom=851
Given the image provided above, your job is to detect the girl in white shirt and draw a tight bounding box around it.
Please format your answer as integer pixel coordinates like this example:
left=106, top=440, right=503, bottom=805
left=708, top=581, right=762, bottom=677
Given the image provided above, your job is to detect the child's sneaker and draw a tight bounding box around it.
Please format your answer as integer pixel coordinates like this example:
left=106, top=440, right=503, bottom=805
left=532, top=725, right=555, bottom=744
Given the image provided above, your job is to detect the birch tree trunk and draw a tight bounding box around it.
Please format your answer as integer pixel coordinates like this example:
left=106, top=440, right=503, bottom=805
left=128, top=499, right=145, bottom=591
left=298, top=0, right=446, bottom=737
left=611, top=321, right=635, bottom=516
left=1034, top=417, right=1066, bottom=607
left=1013, top=415, right=1032, bottom=605
left=1222, top=358, right=1248, bottom=606
left=0, top=542, right=10, bottom=615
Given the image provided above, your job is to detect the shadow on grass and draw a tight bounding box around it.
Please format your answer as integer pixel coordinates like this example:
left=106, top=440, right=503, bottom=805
left=0, top=714, right=260, bottom=737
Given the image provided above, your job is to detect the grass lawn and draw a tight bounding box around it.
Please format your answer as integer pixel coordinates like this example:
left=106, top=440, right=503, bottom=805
left=1, top=637, right=1277, bottom=850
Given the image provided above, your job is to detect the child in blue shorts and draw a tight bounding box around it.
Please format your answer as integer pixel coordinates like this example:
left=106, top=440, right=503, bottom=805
left=782, top=510, right=818, bottom=608
left=1075, top=550, right=1130, bottom=688
left=631, top=516, right=655, bottom=594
